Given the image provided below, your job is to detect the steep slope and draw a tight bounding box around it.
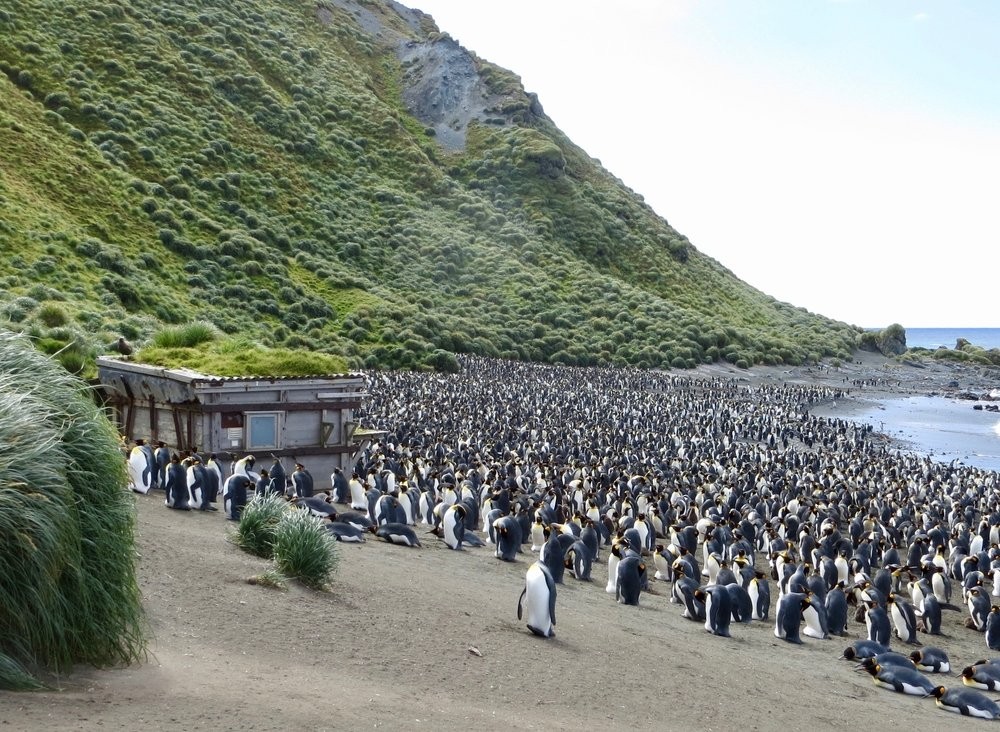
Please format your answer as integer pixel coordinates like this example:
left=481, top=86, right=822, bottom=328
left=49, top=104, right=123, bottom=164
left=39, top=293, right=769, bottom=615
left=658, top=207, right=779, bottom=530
left=0, top=0, right=860, bottom=373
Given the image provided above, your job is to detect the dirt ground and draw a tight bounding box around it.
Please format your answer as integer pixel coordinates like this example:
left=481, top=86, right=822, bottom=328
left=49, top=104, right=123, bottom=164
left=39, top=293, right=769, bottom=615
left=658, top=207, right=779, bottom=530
left=3, top=353, right=1000, bottom=731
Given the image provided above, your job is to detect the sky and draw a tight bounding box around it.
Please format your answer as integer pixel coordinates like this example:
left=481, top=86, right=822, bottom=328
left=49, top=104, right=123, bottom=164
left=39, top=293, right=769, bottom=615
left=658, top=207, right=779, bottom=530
left=409, top=0, right=999, bottom=328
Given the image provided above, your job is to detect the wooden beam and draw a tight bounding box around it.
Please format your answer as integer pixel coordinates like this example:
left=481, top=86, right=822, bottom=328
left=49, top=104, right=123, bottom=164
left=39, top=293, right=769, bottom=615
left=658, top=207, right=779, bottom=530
left=118, top=379, right=136, bottom=438
left=227, top=445, right=358, bottom=459
left=172, top=408, right=186, bottom=451
left=199, top=400, right=362, bottom=413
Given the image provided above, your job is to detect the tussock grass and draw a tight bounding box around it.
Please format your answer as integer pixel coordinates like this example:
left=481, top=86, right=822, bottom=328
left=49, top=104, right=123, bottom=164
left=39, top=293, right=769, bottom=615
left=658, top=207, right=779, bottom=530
left=0, top=329, right=145, bottom=690
left=232, top=493, right=289, bottom=559
left=149, top=321, right=220, bottom=349
left=272, top=510, right=339, bottom=590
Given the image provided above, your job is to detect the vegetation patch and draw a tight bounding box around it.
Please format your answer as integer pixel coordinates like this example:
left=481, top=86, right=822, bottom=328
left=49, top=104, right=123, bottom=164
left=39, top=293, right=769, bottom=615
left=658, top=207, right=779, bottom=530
left=0, top=0, right=863, bottom=373
left=231, top=492, right=289, bottom=559
left=271, top=510, right=339, bottom=591
left=0, top=329, right=145, bottom=689
left=136, top=337, right=351, bottom=376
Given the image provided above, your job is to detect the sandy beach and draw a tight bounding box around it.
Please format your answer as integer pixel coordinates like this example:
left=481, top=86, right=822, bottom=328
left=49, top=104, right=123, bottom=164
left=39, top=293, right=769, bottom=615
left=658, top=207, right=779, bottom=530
left=3, top=352, right=1000, bottom=731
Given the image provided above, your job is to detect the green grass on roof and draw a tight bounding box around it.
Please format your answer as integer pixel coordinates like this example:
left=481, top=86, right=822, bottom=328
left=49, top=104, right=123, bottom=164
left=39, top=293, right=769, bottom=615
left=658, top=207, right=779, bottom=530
left=136, top=338, right=350, bottom=377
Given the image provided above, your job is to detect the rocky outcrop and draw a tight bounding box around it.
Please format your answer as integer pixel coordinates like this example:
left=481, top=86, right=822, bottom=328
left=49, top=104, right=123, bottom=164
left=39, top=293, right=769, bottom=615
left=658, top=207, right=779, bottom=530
left=397, top=36, right=491, bottom=150
left=321, top=0, right=542, bottom=151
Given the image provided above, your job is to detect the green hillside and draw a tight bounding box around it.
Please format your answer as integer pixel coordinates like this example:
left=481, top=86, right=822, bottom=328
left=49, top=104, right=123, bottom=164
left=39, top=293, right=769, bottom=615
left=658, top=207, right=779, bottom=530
left=0, top=0, right=861, bottom=374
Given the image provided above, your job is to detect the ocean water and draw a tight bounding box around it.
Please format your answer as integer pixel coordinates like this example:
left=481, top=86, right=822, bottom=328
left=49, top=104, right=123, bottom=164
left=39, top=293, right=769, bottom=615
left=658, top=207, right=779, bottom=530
left=901, top=327, right=1000, bottom=351
left=824, top=395, right=1000, bottom=473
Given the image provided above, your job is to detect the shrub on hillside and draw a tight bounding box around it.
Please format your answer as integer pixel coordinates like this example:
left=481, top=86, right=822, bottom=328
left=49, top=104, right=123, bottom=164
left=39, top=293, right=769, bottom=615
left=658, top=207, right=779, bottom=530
left=150, top=322, right=221, bottom=349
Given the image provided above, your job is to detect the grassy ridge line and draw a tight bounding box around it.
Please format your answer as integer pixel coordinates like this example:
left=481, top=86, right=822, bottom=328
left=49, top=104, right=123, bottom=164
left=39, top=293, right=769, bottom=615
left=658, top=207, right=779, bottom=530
left=1, top=0, right=859, bottom=376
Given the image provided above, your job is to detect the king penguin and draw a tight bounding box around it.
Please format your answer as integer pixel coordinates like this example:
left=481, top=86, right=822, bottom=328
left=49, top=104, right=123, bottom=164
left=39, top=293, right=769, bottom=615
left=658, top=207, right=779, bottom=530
left=931, top=686, right=1000, bottom=719
left=615, top=555, right=645, bottom=606
left=909, top=646, right=951, bottom=673
left=968, top=586, right=992, bottom=631
left=442, top=503, right=467, bottom=550
left=987, top=605, right=1000, bottom=651
left=887, top=593, right=919, bottom=644
left=518, top=561, right=556, bottom=638
left=697, top=585, right=733, bottom=637
left=493, top=514, right=521, bottom=562
left=825, top=581, right=849, bottom=636
left=864, top=601, right=892, bottom=647
left=774, top=592, right=807, bottom=644
left=802, top=593, right=830, bottom=640
left=749, top=571, right=771, bottom=621
left=860, top=659, right=936, bottom=696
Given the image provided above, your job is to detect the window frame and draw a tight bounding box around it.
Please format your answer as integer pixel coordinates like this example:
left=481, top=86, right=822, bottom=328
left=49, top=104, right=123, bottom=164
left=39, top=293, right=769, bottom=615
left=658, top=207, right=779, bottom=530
left=245, top=411, right=282, bottom=450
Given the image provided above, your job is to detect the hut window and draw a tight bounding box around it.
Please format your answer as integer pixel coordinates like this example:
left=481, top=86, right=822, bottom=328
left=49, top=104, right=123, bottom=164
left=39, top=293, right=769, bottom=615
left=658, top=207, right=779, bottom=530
left=247, top=412, right=281, bottom=449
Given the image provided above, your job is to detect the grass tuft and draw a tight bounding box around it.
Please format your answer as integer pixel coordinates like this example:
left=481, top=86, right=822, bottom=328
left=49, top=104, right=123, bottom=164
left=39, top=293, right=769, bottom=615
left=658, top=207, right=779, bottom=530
left=246, top=569, right=288, bottom=591
left=272, top=510, right=339, bottom=590
left=149, top=321, right=221, bottom=349
left=231, top=493, right=289, bottom=559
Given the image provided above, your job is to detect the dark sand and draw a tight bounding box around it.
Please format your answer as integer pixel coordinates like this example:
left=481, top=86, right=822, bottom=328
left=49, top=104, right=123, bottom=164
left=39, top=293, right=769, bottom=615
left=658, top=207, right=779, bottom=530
left=3, top=353, right=1000, bottom=731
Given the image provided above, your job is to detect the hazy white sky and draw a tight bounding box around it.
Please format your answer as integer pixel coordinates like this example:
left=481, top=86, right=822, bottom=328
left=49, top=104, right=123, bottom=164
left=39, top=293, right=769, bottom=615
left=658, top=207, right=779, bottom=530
left=410, top=0, right=998, bottom=328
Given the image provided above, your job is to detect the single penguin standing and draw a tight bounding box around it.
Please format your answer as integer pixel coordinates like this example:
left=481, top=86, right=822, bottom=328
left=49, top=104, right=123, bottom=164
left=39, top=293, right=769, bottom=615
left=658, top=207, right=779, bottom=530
left=163, top=453, right=189, bottom=509
left=774, top=592, right=807, bottom=644
left=518, top=561, right=556, bottom=638
left=749, top=571, right=771, bottom=621
left=826, top=582, right=849, bottom=636
left=615, top=555, right=645, bottom=606
left=348, top=471, right=367, bottom=511
left=493, top=514, right=521, bottom=562
left=186, top=457, right=211, bottom=510
left=255, top=469, right=270, bottom=498
left=154, top=440, right=170, bottom=488
left=205, top=453, right=223, bottom=505
left=802, top=594, right=830, bottom=640
left=968, top=586, right=992, bottom=631
left=442, top=503, right=467, bottom=550
left=887, top=593, right=919, bottom=644
left=986, top=606, right=1000, bottom=651
left=530, top=516, right=546, bottom=552
left=566, top=539, right=593, bottom=581
left=865, top=601, right=892, bottom=647
left=919, top=594, right=943, bottom=635
left=268, top=457, right=287, bottom=497
left=291, top=462, right=314, bottom=498
left=223, top=474, right=251, bottom=521
left=127, top=439, right=154, bottom=494
left=697, top=585, right=733, bottom=637
left=331, top=467, right=350, bottom=504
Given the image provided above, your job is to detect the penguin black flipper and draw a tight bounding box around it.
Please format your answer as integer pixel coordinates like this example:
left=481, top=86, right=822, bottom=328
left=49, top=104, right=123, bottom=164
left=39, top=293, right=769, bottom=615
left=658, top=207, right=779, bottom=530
left=548, top=575, right=557, bottom=628
left=517, top=587, right=526, bottom=621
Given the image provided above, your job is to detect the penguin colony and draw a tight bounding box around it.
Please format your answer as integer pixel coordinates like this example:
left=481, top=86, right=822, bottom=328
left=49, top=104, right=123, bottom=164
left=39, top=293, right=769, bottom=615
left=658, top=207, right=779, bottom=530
left=132, top=355, right=1000, bottom=718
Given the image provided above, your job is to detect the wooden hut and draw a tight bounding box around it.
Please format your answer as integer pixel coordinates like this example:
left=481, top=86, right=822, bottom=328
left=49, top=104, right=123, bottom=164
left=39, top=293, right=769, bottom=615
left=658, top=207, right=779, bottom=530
left=95, top=356, right=375, bottom=482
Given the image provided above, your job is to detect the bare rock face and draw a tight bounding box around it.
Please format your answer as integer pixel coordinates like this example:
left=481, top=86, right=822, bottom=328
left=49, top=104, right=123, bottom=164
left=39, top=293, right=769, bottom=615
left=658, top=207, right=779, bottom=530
left=876, top=330, right=907, bottom=357
left=319, top=0, right=540, bottom=151
left=398, top=36, right=490, bottom=150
